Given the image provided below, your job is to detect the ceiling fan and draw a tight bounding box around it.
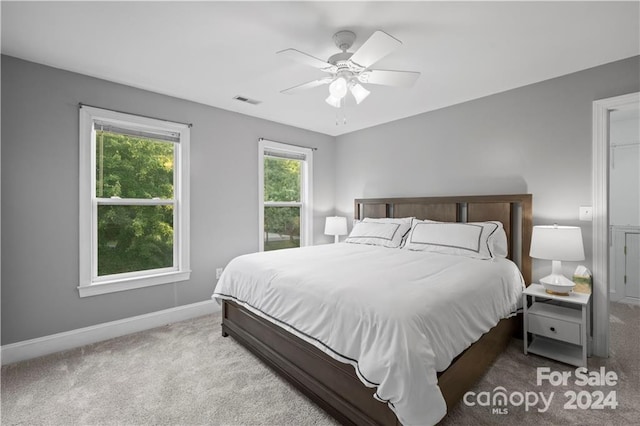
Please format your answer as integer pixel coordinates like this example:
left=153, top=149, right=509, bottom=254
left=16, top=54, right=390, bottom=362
left=277, top=30, right=420, bottom=108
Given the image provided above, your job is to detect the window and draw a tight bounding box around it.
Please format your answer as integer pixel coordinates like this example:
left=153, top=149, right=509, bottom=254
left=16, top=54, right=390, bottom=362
left=79, top=106, right=190, bottom=297
left=258, top=139, right=313, bottom=251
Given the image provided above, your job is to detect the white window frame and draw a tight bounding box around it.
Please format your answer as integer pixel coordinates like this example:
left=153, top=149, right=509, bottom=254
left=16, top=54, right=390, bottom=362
left=78, top=106, right=190, bottom=297
left=258, top=139, right=313, bottom=251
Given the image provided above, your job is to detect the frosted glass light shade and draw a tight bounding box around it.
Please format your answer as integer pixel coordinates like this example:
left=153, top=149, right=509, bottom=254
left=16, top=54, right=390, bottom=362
left=324, top=216, right=348, bottom=243
left=325, top=94, right=341, bottom=108
left=329, top=77, right=348, bottom=99
left=350, top=83, right=370, bottom=104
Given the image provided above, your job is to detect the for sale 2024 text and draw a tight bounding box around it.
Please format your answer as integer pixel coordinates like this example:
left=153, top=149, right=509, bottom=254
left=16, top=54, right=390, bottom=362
left=463, top=367, right=618, bottom=414
left=538, top=366, right=618, bottom=410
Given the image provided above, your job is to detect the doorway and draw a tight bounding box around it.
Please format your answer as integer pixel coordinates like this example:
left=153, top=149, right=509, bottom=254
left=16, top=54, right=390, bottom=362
left=592, top=92, right=640, bottom=358
left=609, top=106, right=640, bottom=304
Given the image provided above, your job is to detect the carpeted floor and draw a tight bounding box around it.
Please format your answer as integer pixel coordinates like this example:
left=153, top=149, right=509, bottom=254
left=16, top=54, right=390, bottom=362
left=441, top=301, right=640, bottom=425
left=2, top=302, right=638, bottom=425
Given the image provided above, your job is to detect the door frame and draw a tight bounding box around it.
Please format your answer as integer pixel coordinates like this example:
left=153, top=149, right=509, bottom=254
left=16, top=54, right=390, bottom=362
left=592, top=91, right=639, bottom=357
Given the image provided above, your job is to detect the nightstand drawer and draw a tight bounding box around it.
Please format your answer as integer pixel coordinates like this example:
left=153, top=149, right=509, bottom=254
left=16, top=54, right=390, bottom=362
left=528, top=313, right=581, bottom=345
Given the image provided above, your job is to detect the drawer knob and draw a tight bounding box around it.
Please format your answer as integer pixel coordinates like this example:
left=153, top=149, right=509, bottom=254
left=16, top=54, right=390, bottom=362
left=550, top=327, right=556, bottom=332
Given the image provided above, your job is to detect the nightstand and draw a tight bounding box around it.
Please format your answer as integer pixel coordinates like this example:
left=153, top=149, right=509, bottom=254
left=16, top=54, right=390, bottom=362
left=523, top=284, right=591, bottom=367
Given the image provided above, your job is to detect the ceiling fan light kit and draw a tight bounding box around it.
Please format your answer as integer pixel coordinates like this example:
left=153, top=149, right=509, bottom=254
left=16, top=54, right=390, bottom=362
left=278, top=29, right=420, bottom=109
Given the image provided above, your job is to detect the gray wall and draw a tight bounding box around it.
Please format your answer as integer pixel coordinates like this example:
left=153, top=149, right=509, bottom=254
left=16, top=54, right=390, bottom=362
left=1, top=55, right=335, bottom=345
left=3, top=54, right=639, bottom=345
left=335, top=56, right=640, bottom=283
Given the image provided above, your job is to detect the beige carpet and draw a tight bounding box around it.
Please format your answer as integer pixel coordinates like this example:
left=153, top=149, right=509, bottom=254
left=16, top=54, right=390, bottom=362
left=2, top=302, right=638, bottom=425
left=441, top=302, right=640, bottom=425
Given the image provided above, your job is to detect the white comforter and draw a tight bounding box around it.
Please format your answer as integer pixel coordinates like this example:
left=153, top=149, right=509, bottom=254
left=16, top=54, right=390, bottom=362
left=212, top=243, right=524, bottom=426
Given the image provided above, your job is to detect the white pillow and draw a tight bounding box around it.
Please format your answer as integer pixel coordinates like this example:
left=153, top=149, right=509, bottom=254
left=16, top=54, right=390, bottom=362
left=345, top=218, right=412, bottom=248
left=491, top=223, right=508, bottom=258
left=364, top=217, right=414, bottom=247
left=403, top=219, right=505, bottom=259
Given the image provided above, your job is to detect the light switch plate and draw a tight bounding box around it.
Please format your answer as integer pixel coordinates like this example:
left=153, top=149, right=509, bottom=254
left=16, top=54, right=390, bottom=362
left=579, top=206, right=593, bottom=221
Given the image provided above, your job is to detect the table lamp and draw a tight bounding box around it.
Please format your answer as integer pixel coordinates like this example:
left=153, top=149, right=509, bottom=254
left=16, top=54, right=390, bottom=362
left=530, top=224, right=585, bottom=295
left=324, top=216, right=347, bottom=244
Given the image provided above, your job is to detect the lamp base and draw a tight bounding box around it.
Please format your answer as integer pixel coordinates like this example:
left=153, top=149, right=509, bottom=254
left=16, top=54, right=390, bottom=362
left=540, top=274, right=574, bottom=286
left=545, top=289, right=571, bottom=296
left=540, top=273, right=575, bottom=295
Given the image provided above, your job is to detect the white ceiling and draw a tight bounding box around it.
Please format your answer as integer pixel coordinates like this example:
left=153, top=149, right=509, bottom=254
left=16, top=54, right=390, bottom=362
left=2, top=1, right=638, bottom=137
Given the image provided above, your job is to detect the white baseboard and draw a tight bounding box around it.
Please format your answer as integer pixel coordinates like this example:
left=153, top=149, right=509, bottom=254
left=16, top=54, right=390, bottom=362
left=1, top=300, right=220, bottom=366
left=616, top=297, right=640, bottom=306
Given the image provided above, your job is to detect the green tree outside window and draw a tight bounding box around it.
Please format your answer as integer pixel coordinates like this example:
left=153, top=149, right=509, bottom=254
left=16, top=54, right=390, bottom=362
left=264, top=156, right=302, bottom=251
left=96, top=131, right=175, bottom=275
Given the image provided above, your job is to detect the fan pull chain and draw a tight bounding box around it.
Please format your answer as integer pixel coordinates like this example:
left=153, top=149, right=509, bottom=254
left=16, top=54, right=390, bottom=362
left=335, top=99, right=347, bottom=126
left=335, top=110, right=347, bottom=125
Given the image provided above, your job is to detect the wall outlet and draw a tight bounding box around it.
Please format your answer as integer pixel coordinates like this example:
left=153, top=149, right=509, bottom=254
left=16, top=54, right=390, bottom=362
left=579, top=206, right=593, bottom=221
left=215, top=267, right=224, bottom=280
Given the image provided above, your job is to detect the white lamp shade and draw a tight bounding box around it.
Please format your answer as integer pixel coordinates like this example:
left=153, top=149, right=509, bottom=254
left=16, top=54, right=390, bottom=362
left=324, top=216, right=348, bottom=236
left=530, top=225, right=585, bottom=261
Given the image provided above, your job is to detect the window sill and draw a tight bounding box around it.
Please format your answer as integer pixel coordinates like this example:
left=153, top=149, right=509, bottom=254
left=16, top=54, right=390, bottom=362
left=78, top=270, right=191, bottom=298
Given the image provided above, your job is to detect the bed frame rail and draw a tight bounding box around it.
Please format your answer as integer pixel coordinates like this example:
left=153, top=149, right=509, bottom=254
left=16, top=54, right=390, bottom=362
left=222, top=300, right=399, bottom=425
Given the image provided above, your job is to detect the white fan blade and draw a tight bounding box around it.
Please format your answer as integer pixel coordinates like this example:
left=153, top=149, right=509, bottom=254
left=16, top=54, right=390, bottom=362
left=281, top=77, right=332, bottom=95
left=348, top=30, right=402, bottom=69
left=277, top=48, right=336, bottom=73
left=358, top=70, right=420, bottom=87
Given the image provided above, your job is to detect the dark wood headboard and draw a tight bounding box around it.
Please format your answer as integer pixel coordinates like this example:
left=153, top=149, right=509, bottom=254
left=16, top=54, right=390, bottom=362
left=354, top=194, right=533, bottom=285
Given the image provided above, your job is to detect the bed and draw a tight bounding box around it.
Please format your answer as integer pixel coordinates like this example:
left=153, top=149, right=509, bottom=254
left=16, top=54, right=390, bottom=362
left=213, top=194, right=532, bottom=425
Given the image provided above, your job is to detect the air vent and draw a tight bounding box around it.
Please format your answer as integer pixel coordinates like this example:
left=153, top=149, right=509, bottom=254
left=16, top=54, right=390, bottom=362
left=233, top=95, right=261, bottom=105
